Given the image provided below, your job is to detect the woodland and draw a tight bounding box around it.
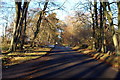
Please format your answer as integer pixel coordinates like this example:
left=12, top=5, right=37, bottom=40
left=0, top=0, right=120, bottom=69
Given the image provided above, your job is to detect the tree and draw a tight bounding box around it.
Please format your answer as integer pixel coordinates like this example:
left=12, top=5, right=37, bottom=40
left=114, top=1, right=120, bottom=55
left=62, top=13, right=92, bottom=46
left=32, top=0, right=49, bottom=41
left=102, top=1, right=120, bottom=54
left=9, top=1, right=30, bottom=51
left=38, top=13, right=60, bottom=45
left=9, top=2, right=22, bottom=51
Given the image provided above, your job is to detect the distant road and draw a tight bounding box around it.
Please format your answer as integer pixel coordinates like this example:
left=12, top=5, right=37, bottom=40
left=2, top=45, right=120, bottom=79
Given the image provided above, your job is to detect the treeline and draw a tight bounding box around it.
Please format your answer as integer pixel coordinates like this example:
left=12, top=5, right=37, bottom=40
left=3, top=0, right=64, bottom=52
left=61, top=0, right=120, bottom=55
left=90, top=0, right=120, bottom=55
left=1, top=0, right=120, bottom=55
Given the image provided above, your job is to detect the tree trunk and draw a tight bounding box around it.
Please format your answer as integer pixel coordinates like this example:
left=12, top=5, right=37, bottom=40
left=9, top=1, right=30, bottom=51
left=101, top=2, right=107, bottom=53
left=90, top=2, right=96, bottom=50
left=115, top=1, right=120, bottom=55
left=99, top=2, right=103, bottom=52
left=32, top=1, right=49, bottom=47
left=102, top=2, right=117, bottom=53
left=9, top=2, right=21, bottom=51
left=19, top=2, right=30, bottom=50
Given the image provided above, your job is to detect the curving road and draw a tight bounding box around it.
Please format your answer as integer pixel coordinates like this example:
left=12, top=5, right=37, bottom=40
left=2, top=45, right=120, bottom=79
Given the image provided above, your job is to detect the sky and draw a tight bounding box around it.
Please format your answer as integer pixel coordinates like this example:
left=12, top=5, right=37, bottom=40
left=53, top=0, right=80, bottom=20
left=0, top=0, right=81, bottom=36
left=0, top=0, right=118, bottom=36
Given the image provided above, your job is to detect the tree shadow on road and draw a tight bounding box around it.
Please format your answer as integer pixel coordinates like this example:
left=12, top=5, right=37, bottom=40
left=2, top=47, right=117, bottom=79
left=3, top=55, right=96, bottom=79
left=115, top=71, right=120, bottom=80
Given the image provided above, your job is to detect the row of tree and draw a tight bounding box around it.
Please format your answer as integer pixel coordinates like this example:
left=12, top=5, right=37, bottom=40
left=61, top=0, right=120, bottom=55
left=90, top=0, right=120, bottom=54
left=1, top=0, right=120, bottom=55
left=7, top=0, right=63, bottom=52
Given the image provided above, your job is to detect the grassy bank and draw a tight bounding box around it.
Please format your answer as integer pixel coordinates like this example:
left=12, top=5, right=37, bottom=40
left=72, top=46, right=120, bottom=70
left=1, top=47, right=52, bottom=66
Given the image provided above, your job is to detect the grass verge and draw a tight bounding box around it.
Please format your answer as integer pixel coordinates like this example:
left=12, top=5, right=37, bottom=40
left=1, top=47, right=53, bottom=67
left=72, top=46, right=120, bottom=70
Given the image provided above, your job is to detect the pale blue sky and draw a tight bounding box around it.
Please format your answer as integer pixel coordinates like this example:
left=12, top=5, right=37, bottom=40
left=0, top=0, right=80, bottom=36
left=0, top=0, right=118, bottom=36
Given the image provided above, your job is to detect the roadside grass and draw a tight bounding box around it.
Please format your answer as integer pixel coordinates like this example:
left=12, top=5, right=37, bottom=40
left=1, top=47, right=52, bottom=66
left=72, top=46, right=80, bottom=50
left=0, top=43, right=10, bottom=53
left=62, top=44, right=69, bottom=47
left=72, top=46, right=120, bottom=70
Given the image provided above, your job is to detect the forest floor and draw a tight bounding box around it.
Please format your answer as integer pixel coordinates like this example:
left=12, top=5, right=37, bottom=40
left=72, top=46, right=120, bottom=70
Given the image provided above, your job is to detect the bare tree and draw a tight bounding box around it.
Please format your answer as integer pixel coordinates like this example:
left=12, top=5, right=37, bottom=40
left=9, top=0, right=30, bottom=51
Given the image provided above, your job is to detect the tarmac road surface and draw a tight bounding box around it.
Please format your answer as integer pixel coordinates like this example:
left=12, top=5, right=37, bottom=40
left=2, top=45, right=120, bottom=79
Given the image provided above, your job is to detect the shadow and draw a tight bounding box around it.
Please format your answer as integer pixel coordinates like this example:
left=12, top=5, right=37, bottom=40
left=3, top=52, right=96, bottom=79
left=3, top=54, right=91, bottom=74
left=69, top=62, right=104, bottom=78
left=115, top=71, right=120, bottom=80
left=104, top=56, right=110, bottom=61
left=85, top=63, right=110, bottom=78
left=94, top=53, right=102, bottom=59
left=23, top=59, right=96, bottom=79
left=2, top=45, right=118, bottom=79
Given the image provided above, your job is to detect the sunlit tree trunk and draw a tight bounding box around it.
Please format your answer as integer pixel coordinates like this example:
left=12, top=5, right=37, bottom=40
left=102, top=1, right=120, bottom=54
left=115, top=1, right=120, bottom=55
left=9, top=2, right=21, bottom=51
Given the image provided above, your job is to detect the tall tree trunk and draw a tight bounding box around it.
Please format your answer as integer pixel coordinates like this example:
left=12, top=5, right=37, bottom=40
left=94, top=1, right=100, bottom=51
left=9, top=1, right=30, bottom=51
left=102, top=1, right=120, bottom=55
left=9, top=2, right=21, bottom=51
left=91, top=1, right=98, bottom=50
left=101, top=2, right=107, bottom=53
left=97, top=2, right=103, bottom=52
left=115, top=1, right=120, bottom=55
left=99, top=2, right=104, bottom=52
left=32, top=0, right=49, bottom=47
left=19, top=2, right=30, bottom=50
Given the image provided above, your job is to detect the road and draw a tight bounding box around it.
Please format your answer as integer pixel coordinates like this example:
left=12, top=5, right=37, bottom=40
left=2, top=45, right=120, bottom=79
